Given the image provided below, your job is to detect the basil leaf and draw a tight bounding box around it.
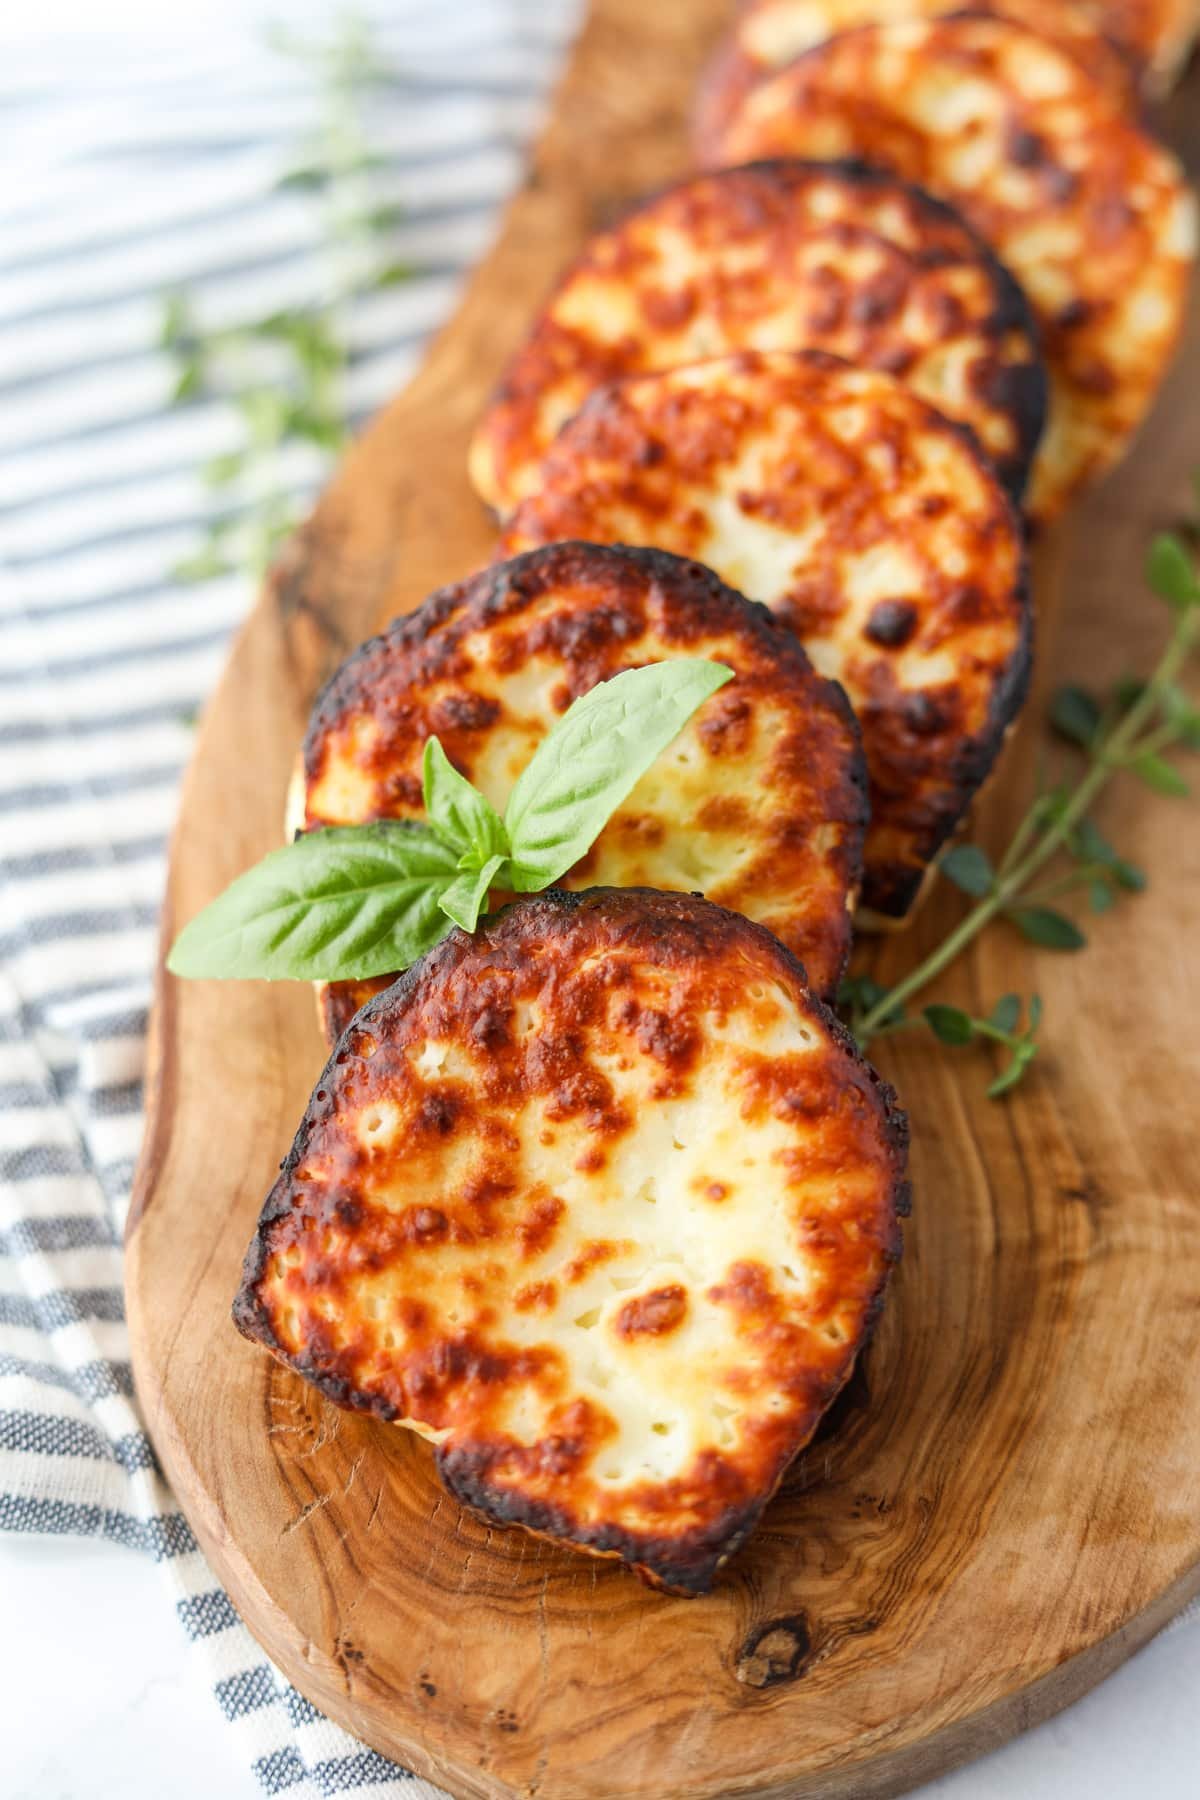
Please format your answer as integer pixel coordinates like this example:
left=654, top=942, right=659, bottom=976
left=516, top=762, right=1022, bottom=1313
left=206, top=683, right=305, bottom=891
left=438, top=854, right=506, bottom=935
left=166, top=822, right=458, bottom=981
left=503, top=660, right=734, bottom=891
left=940, top=843, right=994, bottom=897
left=422, top=737, right=508, bottom=865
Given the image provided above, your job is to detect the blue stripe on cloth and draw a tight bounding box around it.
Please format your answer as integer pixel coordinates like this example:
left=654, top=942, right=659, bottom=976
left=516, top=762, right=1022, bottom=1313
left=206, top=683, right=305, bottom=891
left=0, top=1492, right=197, bottom=1559
left=176, top=1588, right=240, bottom=1641
left=0, top=1409, right=155, bottom=1471
left=0, top=1350, right=135, bottom=1401
left=0, top=1215, right=119, bottom=1256
left=253, top=1747, right=309, bottom=1797
left=0, top=1288, right=126, bottom=1330
left=313, top=1753, right=416, bottom=1794
left=216, top=1665, right=279, bottom=1722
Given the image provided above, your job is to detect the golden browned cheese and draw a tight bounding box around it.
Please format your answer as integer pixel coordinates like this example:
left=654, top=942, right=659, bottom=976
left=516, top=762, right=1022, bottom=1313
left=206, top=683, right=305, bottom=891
left=694, top=0, right=1141, bottom=162
left=233, top=888, right=910, bottom=1593
left=711, top=16, right=1197, bottom=521
left=500, top=350, right=1030, bottom=921
left=301, top=542, right=866, bottom=1040
left=468, top=159, right=1046, bottom=516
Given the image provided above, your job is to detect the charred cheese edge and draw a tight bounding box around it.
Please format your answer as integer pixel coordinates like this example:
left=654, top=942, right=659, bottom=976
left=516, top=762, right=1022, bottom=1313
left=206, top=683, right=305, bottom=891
left=500, top=349, right=1031, bottom=921
left=693, top=0, right=1140, bottom=162
left=300, top=541, right=867, bottom=1040
left=468, top=158, right=1046, bottom=515
left=713, top=15, right=1197, bottom=522
left=233, top=887, right=910, bottom=1594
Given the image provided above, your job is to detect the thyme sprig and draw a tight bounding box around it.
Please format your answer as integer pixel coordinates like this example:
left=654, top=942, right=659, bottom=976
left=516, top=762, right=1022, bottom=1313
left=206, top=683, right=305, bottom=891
left=161, top=15, right=410, bottom=581
left=840, top=492, right=1200, bottom=1095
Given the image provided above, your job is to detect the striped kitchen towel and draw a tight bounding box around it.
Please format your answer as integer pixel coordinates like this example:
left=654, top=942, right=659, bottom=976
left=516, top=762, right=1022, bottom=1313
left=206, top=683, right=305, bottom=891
left=0, top=1, right=579, bottom=1794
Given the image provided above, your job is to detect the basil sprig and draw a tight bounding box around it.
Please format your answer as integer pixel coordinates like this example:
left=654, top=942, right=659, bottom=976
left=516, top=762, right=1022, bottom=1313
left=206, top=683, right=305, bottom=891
left=168, top=658, right=733, bottom=982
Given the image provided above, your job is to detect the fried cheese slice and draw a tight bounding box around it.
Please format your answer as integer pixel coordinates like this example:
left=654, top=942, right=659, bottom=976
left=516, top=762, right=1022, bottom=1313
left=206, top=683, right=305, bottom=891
left=233, top=888, right=910, bottom=1593
left=693, top=0, right=1141, bottom=162
left=468, top=158, right=1046, bottom=515
left=298, top=541, right=866, bottom=1039
left=711, top=15, right=1197, bottom=521
left=500, top=349, right=1030, bottom=922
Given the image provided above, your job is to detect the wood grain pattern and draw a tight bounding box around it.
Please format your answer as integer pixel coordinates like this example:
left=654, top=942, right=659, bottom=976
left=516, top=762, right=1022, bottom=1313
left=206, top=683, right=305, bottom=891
left=126, top=5, right=1200, bottom=1797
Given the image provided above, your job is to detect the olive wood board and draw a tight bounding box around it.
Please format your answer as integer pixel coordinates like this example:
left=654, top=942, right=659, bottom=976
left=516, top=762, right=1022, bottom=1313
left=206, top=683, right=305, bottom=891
left=126, top=5, right=1200, bottom=1796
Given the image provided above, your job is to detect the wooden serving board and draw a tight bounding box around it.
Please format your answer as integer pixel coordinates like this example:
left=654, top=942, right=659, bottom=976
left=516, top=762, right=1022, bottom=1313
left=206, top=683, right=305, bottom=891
left=127, top=5, right=1200, bottom=1797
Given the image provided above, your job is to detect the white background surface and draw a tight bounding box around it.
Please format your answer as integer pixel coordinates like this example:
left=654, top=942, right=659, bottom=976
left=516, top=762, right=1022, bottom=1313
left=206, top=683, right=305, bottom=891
left=2, top=1535, right=1198, bottom=1799
left=2, top=2, right=1196, bottom=1797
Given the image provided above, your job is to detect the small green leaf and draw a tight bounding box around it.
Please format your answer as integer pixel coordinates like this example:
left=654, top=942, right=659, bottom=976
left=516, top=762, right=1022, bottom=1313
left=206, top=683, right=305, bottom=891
left=1089, top=880, right=1115, bottom=913
left=276, top=165, right=329, bottom=192
left=437, top=853, right=506, bottom=935
left=1010, top=906, right=1087, bottom=951
left=1050, top=685, right=1101, bottom=749
left=172, top=546, right=234, bottom=583
left=203, top=450, right=245, bottom=486
left=368, top=260, right=416, bottom=290
left=940, top=843, right=994, bottom=897
left=924, top=1004, right=974, bottom=1046
left=989, top=993, right=1021, bottom=1034
left=504, top=660, right=734, bottom=891
left=170, top=361, right=203, bottom=404
left=1146, top=532, right=1199, bottom=609
left=1112, top=675, right=1148, bottom=712
left=838, top=975, right=888, bottom=1013
left=422, top=737, right=509, bottom=866
left=167, top=822, right=459, bottom=981
left=1114, top=858, right=1146, bottom=892
left=1132, top=752, right=1190, bottom=797
left=160, top=292, right=191, bottom=350
left=987, top=1040, right=1038, bottom=1100
left=1028, top=994, right=1043, bottom=1033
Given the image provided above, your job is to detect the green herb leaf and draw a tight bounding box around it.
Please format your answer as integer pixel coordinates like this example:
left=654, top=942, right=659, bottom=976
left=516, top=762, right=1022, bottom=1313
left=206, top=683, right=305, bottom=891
left=989, top=993, right=1021, bottom=1034
left=437, top=854, right=506, bottom=935
left=276, top=165, right=329, bottom=192
left=166, top=823, right=459, bottom=981
left=1146, top=532, right=1199, bottom=610
left=1132, top=752, right=1190, bottom=797
left=1010, top=906, right=1087, bottom=950
left=1050, top=685, right=1101, bottom=748
left=1028, top=994, right=1043, bottom=1033
left=924, top=1004, right=974, bottom=1045
left=422, top=737, right=509, bottom=866
left=503, top=660, right=733, bottom=891
left=172, top=546, right=234, bottom=584
left=170, top=361, right=203, bottom=404
left=1114, top=858, right=1146, bottom=892
left=940, top=843, right=994, bottom=897
left=1089, top=879, right=1115, bottom=913
left=203, top=450, right=245, bottom=487
left=838, top=975, right=889, bottom=1014
left=987, top=1039, right=1038, bottom=1100
left=368, top=260, right=415, bottom=290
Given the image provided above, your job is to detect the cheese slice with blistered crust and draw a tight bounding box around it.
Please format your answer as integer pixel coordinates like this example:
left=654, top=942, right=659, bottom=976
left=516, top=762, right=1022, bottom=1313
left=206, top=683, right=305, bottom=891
left=693, top=0, right=1140, bottom=162
left=468, top=158, right=1046, bottom=515
left=299, top=542, right=867, bottom=1041
left=711, top=15, right=1197, bottom=522
left=500, top=350, right=1030, bottom=921
left=233, top=888, right=910, bottom=1594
